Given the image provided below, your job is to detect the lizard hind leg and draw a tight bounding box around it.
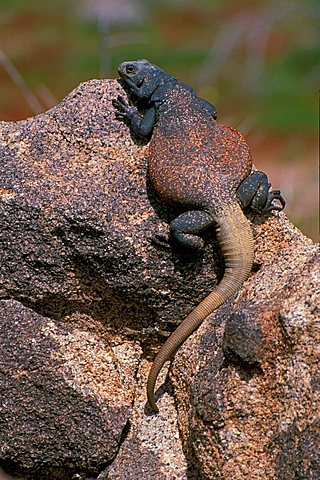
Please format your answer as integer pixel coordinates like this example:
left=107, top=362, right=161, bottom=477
left=169, top=210, right=215, bottom=250
left=236, top=170, right=286, bottom=214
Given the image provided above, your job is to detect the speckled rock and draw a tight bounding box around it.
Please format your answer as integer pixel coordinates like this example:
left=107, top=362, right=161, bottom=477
left=0, top=79, right=193, bottom=480
left=0, top=79, right=318, bottom=480
left=0, top=299, right=140, bottom=479
left=171, top=215, right=319, bottom=479
left=101, top=360, right=189, bottom=480
left=0, top=79, right=222, bottom=354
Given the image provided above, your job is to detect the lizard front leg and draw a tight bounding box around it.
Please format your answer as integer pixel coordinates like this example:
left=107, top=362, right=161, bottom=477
left=112, top=95, right=156, bottom=138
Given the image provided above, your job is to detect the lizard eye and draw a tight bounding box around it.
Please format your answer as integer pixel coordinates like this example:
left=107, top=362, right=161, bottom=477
left=125, top=65, right=136, bottom=75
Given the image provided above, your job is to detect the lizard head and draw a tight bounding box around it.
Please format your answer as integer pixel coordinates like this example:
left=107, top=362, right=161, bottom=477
left=117, top=59, right=175, bottom=101
left=118, top=60, right=160, bottom=86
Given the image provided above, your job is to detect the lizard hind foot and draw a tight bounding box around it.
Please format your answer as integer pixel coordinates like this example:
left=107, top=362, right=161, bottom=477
left=169, top=210, right=214, bottom=251
left=264, top=189, right=286, bottom=212
left=150, top=232, right=172, bottom=250
left=237, top=170, right=286, bottom=214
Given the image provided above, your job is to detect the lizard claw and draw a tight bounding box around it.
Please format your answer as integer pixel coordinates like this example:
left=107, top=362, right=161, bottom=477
left=112, top=95, right=128, bottom=110
left=265, top=190, right=286, bottom=212
left=150, top=233, right=172, bottom=249
left=114, top=110, right=128, bottom=121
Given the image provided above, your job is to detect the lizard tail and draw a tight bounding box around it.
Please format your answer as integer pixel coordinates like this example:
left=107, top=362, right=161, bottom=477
left=147, top=202, right=254, bottom=413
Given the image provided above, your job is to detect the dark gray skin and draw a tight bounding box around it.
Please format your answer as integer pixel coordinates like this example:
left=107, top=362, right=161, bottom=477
left=113, top=60, right=285, bottom=413
left=114, top=60, right=217, bottom=137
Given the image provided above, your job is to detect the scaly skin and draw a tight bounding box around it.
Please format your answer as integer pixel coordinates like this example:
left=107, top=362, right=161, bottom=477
left=113, top=60, right=285, bottom=413
left=147, top=203, right=254, bottom=412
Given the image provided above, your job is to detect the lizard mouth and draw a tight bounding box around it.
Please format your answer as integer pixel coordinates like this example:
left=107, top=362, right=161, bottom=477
left=117, top=63, right=127, bottom=78
left=118, top=71, right=145, bottom=91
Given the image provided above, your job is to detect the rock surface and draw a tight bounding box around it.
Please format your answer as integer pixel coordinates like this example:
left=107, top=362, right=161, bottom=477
left=171, top=215, right=319, bottom=479
left=0, top=299, right=139, bottom=479
left=0, top=79, right=318, bottom=479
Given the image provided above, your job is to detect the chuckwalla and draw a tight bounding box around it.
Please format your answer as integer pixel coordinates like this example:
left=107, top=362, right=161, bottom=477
left=113, top=59, right=285, bottom=413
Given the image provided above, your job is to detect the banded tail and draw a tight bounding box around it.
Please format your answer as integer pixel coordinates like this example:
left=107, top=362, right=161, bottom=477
left=147, top=202, right=254, bottom=413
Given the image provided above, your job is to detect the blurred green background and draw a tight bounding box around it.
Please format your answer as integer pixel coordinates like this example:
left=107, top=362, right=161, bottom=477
left=0, top=0, right=318, bottom=240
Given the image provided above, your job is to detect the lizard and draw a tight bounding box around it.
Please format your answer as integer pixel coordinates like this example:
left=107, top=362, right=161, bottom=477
left=113, top=59, right=285, bottom=413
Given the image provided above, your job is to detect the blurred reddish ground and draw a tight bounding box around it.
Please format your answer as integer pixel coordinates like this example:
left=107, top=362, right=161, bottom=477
left=250, top=133, right=318, bottom=241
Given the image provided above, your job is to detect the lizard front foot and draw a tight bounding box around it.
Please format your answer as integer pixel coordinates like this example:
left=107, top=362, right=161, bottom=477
left=112, top=95, right=137, bottom=122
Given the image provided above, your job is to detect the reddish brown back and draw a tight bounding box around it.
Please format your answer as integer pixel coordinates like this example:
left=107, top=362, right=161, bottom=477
left=148, top=85, right=252, bottom=211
